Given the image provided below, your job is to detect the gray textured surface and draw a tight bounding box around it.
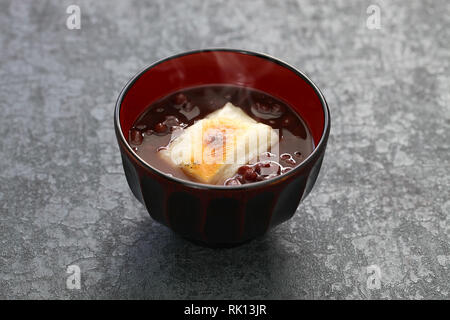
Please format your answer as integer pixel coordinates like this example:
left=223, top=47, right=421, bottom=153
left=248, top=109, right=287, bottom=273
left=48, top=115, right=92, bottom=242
left=0, top=0, right=449, bottom=299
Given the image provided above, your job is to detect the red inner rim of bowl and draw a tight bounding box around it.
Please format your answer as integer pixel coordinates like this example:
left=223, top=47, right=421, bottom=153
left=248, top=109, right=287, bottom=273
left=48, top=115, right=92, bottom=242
left=120, top=51, right=325, bottom=145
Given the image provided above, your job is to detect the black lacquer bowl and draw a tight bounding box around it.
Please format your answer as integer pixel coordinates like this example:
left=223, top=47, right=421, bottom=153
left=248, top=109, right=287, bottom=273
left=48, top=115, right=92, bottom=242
left=114, top=49, right=330, bottom=247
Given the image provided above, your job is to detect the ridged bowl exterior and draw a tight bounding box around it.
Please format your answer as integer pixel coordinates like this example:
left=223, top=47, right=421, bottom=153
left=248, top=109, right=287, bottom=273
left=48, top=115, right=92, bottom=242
left=116, top=130, right=328, bottom=247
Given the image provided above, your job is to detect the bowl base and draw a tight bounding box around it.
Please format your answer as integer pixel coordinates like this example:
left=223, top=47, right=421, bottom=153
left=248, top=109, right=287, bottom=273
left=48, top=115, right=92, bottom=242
left=181, top=236, right=255, bottom=249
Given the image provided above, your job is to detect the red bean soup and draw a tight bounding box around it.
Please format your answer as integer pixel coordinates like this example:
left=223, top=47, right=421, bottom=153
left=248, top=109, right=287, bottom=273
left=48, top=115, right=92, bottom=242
left=128, top=84, right=315, bottom=186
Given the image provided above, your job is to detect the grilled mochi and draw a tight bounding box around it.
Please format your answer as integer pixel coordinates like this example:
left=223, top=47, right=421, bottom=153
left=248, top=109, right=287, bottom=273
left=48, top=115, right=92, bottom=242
left=159, top=102, right=279, bottom=184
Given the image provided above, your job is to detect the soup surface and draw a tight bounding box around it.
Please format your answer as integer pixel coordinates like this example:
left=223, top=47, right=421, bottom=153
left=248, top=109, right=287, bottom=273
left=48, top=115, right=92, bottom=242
left=128, top=85, right=314, bottom=185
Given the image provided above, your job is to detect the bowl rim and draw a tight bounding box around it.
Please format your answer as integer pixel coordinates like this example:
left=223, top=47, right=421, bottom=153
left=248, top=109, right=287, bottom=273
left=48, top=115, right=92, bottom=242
left=114, top=48, right=330, bottom=190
